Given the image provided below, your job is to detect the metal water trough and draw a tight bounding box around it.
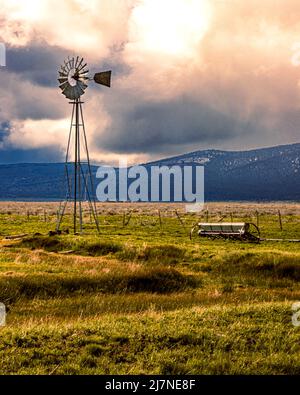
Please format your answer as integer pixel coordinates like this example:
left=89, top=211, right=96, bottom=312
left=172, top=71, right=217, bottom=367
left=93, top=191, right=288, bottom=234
left=190, top=222, right=260, bottom=243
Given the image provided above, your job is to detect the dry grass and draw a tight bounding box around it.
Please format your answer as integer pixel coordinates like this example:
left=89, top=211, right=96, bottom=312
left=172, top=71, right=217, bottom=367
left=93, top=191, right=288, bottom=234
left=0, top=202, right=300, bottom=374
left=1, top=201, right=300, bottom=216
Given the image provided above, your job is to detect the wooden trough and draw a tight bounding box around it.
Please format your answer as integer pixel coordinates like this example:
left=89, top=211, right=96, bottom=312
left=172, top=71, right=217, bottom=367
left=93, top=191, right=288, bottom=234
left=190, top=222, right=260, bottom=243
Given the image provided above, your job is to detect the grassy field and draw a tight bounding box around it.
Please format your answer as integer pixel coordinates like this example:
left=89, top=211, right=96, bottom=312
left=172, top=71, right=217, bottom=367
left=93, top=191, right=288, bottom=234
left=0, top=202, right=300, bottom=374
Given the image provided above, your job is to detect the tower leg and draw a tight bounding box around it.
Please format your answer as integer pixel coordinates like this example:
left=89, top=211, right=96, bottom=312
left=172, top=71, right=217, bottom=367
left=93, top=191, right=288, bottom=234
left=74, top=99, right=79, bottom=233
left=79, top=102, right=100, bottom=233
left=56, top=100, right=100, bottom=234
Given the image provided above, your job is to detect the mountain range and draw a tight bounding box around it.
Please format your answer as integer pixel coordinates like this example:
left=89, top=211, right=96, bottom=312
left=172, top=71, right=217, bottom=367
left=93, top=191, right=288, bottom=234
left=0, top=143, right=299, bottom=201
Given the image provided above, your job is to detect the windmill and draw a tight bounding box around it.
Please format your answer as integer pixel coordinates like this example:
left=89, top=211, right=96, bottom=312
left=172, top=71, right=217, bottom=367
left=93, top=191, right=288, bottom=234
left=56, top=56, right=111, bottom=234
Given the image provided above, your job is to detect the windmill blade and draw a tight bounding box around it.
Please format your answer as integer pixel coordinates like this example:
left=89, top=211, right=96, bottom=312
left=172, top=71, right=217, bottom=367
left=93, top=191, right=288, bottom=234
left=94, top=71, right=111, bottom=87
left=58, top=77, right=68, bottom=84
left=78, top=87, right=85, bottom=96
left=77, top=57, right=84, bottom=70
left=64, top=61, right=69, bottom=71
left=75, top=70, right=89, bottom=80
left=59, top=71, right=68, bottom=78
left=77, top=80, right=88, bottom=90
left=63, top=86, right=76, bottom=100
left=59, top=81, right=70, bottom=90
left=61, top=65, right=69, bottom=74
left=75, top=85, right=85, bottom=96
left=77, top=63, right=87, bottom=73
left=71, top=86, right=78, bottom=98
left=74, top=56, right=79, bottom=69
left=79, top=73, right=89, bottom=79
left=78, top=74, right=89, bottom=81
left=79, top=70, right=89, bottom=78
left=78, top=69, right=89, bottom=76
left=62, top=85, right=71, bottom=98
left=69, top=91, right=77, bottom=101
left=60, top=66, right=68, bottom=74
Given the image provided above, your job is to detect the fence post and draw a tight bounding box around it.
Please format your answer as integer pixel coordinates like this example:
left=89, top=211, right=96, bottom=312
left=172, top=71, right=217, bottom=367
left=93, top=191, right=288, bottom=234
left=256, top=211, right=259, bottom=227
left=278, top=210, right=283, bottom=231
left=123, top=210, right=132, bottom=227
left=158, top=210, right=162, bottom=228
left=175, top=210, right=187, bottom=231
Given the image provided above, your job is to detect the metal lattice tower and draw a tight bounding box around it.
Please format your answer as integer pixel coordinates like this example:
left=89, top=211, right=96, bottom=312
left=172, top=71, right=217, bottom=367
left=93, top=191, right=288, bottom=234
left=56, top=56, right=111, bottom=233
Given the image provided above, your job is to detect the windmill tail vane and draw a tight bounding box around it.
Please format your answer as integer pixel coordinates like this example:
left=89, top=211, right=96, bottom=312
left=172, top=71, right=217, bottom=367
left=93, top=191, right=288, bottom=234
left=93, top=71, right=112, bottom=87
left=56, top=56, right=112, bottom=234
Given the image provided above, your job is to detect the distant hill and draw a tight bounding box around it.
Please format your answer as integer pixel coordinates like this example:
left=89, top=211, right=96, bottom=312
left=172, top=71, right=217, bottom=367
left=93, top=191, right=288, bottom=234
left=150, top=143, right=300, bottom=201
left=0, top=143, right=299, bottom=201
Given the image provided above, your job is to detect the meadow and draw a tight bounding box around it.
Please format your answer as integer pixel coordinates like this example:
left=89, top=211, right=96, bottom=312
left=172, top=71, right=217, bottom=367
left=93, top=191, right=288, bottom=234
left=0, top=202, right=300, bottom=374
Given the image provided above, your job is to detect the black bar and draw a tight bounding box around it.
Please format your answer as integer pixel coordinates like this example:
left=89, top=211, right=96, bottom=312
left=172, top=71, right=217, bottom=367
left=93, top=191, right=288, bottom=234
left=0, top=375, right=295, bottom=394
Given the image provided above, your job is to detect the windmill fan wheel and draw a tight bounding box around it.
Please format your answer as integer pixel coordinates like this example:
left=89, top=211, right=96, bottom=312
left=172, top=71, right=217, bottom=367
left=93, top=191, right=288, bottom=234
left=58, top=56, right=89, bottom=100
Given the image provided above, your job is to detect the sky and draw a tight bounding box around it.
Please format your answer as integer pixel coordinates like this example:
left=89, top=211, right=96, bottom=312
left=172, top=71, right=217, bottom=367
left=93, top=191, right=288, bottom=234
left=0, top=0, right=300, bottom=165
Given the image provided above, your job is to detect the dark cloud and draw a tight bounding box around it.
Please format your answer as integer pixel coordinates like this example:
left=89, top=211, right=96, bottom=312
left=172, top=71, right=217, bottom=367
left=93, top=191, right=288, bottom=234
left=7, top=41, right=130, bottom=88
left=97, top=96, right=255, bottom=154
left=7, top=42, right=67, bottom=87
left=0, top=121, right=64, bottom=164
left=0, top=65, right=67, bottom=121
left=1, top=0, right=300, bottom=164
left=0, top=146, right=64, bottom=164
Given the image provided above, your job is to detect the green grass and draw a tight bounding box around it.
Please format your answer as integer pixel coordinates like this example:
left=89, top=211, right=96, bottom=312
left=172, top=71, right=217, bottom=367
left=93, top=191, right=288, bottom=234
left=0, top=207, right=300, bottom=374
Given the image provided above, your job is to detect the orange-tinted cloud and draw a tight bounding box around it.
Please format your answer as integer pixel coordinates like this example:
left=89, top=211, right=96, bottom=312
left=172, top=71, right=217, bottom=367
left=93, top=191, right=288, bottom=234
left=0, top=0, right=300, bottom=164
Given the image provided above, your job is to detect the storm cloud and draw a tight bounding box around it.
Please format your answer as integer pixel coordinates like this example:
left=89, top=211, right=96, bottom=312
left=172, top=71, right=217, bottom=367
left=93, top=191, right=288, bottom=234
left=7, top=43, right=67, bottom=87
left=98, top=97, right=248, bottom=154
left=0, top=0, right=300, bottom=164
